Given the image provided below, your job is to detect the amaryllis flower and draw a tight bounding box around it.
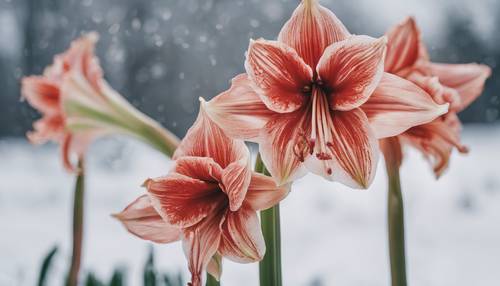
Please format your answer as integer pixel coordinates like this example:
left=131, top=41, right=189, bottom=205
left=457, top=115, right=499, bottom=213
left=114, top=104, right=289, bottom=286
left=203, top=0, right=448, bottom=188
left=382, top=17, right=491, bottom=176
left=22, top=32, right=178, bottom=171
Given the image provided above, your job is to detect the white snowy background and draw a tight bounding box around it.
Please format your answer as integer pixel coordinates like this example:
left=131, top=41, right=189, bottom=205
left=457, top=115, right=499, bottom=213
left=1, top=124, right=499, bottom=286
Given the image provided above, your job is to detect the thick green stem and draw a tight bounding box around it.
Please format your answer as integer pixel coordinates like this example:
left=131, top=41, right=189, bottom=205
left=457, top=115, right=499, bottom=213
left=255, top=154, right=282, bottom=286
left=386, top=157, right=407, bottom=286
left=205, top=273, right=220, bottom=286
left=66, top=159, right=85, bottom=286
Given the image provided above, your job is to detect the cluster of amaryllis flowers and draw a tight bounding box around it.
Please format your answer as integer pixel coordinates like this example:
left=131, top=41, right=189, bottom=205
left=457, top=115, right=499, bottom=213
left=23, top=0, right=490, bottom=285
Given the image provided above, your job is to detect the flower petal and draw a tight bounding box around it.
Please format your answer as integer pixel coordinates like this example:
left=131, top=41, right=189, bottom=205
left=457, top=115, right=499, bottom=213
left=21, top=76, right=61, bottom=114
left=278, top=0, right=350, bottom=68
left=245, top=39, right=313, bottom=113
left=183, top=211, right=224, bottom=286
left=174, top=104, right=249, bottom=169
left=258, top=109, right=310, bottom=185
left=219, top=206, right=265, bottom=263
left=221, top=159, right=252, bottom=212
left=401, top=113, right=467, bottom=178
left=145, top=173, right=224, bottom=228
left=312, top=108, right=378, bottom=189
left=317, top=36, right=387, bottom=111
left=425, top=62, right=491, bottom=111
left=245, top=173, right=290, bottom=211
left=26, top=114, right=65, bottom=145
left=384, top=17, right=422, bottom=74
left=174, top=156, right=223, bottom=183
left=113, top=195, right=181, bottom=243
left=361, top=73, right=449, bottom=139
left=203, top=74, right=275, bottom=141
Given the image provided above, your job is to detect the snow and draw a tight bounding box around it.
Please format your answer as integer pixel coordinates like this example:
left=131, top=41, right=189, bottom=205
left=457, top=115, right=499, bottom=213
left=1, top=124, right=499, bottom=286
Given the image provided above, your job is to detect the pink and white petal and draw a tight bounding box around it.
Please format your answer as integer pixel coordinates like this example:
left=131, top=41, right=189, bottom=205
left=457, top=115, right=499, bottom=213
left=221, top=159, right=252, bottom=212
left=206, top=254, right=223, bottom=282
left=245, top=173, right=290, bottom=211
left=183, top=211, right=224, bottom=286
left=21, top=76, right=61, bottom=114
left=174, top=104, right=250, bottom=169
left=317, top=36, right=386, bottom=111
left=426, top=62, right=491, bottom=111
left=385, top=17, right=422, bottom=74
left=174, top=156, right=223, bottom=183
left=361, top=73, right=449, bottom=139
left=245, top=39, right=313, bottom=113
left=145, top=173, right=223, bottom=228
left=324, top=109, right=378, bottom=189
left=278, top=0, right=350, bottom=68
left=406, top=72, right=461, bottom=110
left=112, top=195, right=181, bottom=243
left=26, top=114, right=66, bottom=145
left=400, top=115, right=467, bottom=178
left=219, top=206, right=265, bottom=263
left=203, top=74, right=275, bottom=141
left=258, top=109, right=310, bottom=186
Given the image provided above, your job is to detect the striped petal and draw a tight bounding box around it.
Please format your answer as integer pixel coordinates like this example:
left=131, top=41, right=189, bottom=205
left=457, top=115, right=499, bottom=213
left=113, top=195, right=181, bottom=243
left=385, top=17, right=422, bottom=74
left=203, top=74, right=275, bottom=141
left=317, top=36, right=387, bottom=111
left=245, top=39, right=313, bottom=113
left=361, top=73, right=449, bottom=139
left=278, top=0, right=350, bottom=68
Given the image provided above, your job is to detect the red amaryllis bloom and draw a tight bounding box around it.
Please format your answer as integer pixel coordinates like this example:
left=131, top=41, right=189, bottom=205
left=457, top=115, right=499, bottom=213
left=22, top=33, right=178, bottom=171
left=383, top=17, right=491, bottom=176
left=203, top=0, right=448, bottom=188
left=114, top=104, right=289, bottom=286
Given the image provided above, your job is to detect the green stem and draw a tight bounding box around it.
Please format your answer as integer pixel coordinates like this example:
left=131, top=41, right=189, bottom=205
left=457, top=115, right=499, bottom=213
left=255, top=154, right=282, bottom=286
left=66, top=159, right=85, bottom=286
left=386, top=160, right=407, bottom=286
left=205, top=273, right=220, bottom=286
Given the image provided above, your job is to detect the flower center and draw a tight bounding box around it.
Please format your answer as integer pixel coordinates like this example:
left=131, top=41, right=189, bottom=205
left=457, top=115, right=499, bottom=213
left=294, top=84, right=336, bottom=176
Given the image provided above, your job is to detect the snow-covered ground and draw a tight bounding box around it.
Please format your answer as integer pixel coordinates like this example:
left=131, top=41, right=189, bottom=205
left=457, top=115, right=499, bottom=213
left=1, top=124, right=499, bottom=286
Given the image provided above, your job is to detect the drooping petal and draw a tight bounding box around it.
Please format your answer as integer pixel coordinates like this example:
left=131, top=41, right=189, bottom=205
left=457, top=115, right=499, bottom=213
left=174, top=156, right=223, bottom=183
left=219, top=206, right=265, bottom=263
left=145, top=173, right=224, bottom=228
left=245, top=39, right=313, bottom=113
left=317, top=35, right=387, bottom=111
left=384, top=17, right=422, bottom=74
left=425, top=62, right=491, bottom=111
left=258, top=109, right=311, bottom=185
left=174, top=104, right=249, bottom=169
left=245, top=173, right=290, bottom=211
left=206, top=254, right=223, bottom=282
left=202, top=74, right=275, bottom=141
left=221, top=160, right=252, bottom=212
left=183, top=211, right=224, bottom=286
left=361, top=73, right=449, bottom=139
left=26, top=114, right=65, bottom=145
left=21, top=76, right=61, bottom=114
left=401, top=113, right=468, bottom=178
left=317, top=108, right=379, bottom=189
left=278, top=0, right=350, bottom=68
left=113, top=195, right=181, bottom=243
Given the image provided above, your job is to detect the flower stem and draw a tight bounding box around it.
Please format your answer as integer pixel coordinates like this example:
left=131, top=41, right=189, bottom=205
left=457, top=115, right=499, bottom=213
left=383, top=138, right=407, bottom=286
left=206, top=273, right=220, bottom=286
left=66, top=158, right=85, bottom=286
left=255, top=154, right=282, bottom=286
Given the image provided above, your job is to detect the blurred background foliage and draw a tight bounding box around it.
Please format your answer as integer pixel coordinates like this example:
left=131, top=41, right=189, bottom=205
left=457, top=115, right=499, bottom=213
left=0, top=0, right=498, bottom=139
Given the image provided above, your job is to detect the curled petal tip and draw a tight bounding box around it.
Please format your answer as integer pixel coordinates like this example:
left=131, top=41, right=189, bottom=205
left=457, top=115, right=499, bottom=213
left=142, top=178, right=153, bottom=188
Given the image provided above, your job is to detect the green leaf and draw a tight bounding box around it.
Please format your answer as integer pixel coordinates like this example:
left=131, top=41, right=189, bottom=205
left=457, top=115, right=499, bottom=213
left=37, top=246, right=58, bottom=286
left=108, top=268, right=126, bottom=286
